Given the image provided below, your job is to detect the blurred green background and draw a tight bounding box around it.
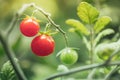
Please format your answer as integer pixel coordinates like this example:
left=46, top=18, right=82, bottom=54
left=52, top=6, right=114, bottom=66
left=0, top=0, right=120, bottom=80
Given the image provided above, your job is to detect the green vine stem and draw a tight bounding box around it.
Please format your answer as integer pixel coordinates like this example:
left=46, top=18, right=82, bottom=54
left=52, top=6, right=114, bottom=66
left=89, top=26, right=95, bottom=64
left=0, top=31, right=27, bottom=80
left=45, top=61, right=120, bottom=80
left=87, top=25, right=95, bottom=79
left=45, top=47, right=120, bottom=80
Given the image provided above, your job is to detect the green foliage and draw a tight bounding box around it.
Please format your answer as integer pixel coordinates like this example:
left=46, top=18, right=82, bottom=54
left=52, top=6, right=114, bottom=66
left=94, top=28, right=114, bottom=46
left=66, top=19, right=89, bottom=35
left=95, top=40, right=120, bottom=60
left=77, top=2, right=99, bottom=24
left=94, top=16, right=112, bottom=34
left=66, top=2, right=113, bottom=62
left=0, top=59, right=18, bottom=80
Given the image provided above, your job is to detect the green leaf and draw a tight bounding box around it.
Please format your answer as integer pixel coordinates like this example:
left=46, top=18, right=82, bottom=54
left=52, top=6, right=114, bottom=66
left=0, top=59, right=18, bottom=80
left=66, top=19, right=89, bottom=35
left=94, top=16, right=112, bottom=34
left=94, top=28, right=114, bottom=46
left=77, top=2, right=99, bottom=24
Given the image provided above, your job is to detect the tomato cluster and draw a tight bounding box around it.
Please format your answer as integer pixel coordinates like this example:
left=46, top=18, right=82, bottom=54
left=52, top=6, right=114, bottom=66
left=20, top=16, right=78, bottom=65
left=20, top=16, right=55, bottom=56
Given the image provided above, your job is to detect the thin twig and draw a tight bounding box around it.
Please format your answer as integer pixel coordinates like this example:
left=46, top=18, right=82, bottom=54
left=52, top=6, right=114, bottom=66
left=104, top=65, right=120, bottom=80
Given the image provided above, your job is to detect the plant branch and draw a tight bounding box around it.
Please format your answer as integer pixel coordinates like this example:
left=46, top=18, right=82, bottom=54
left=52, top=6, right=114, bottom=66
left=104, top=65, right=120, bottom=80
left=0, top=32, right=27, bottom=80
left=45, top=61, right=120, bottom=80
left=45, top=47, right=120, bottom=80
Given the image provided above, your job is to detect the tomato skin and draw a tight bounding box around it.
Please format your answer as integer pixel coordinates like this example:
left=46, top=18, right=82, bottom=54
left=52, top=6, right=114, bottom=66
left=20, top=17, right=40, bottom=37
left=60, top=48, right=78, bottom=65
left=31, top=34, right=55, bottom=56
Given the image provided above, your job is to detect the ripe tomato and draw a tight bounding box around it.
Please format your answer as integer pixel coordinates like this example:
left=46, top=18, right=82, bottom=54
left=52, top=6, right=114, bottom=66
left=60, top=48, right=78, bottom=65
left=31, top=34, right=55, bottom=56
left=20, top=17, right=40, bottom=37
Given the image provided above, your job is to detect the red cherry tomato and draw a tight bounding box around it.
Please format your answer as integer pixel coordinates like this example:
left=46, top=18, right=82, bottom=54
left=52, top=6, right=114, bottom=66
left=20, top=17, right=40, bottom=37
left=31, top=34, right=55, bottom=56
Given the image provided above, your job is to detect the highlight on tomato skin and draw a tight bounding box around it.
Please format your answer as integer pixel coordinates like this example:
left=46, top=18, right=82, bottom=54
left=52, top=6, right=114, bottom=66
left=20, top=17, right=40, bottom=37
left=31, top=34, right=55, bottom=56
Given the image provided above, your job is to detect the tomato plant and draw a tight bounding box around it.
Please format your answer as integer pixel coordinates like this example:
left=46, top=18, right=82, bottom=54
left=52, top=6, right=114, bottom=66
left=31, top=34, right=55, bottom=56
left=0, top=1, right=120, bottom=80
left=20, top=16, right=40, bottom=37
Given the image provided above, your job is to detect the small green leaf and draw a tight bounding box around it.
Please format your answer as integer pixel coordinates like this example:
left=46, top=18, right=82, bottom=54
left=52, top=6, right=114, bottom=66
left=66, top=19, right=89, bottom=35
left=94, top=28, right=114, bottom=46
left=0, top=59, right=18, bottom=80
left=94, top=16, right=112, bottom=33
left=77, top=2, right=99, bottom=24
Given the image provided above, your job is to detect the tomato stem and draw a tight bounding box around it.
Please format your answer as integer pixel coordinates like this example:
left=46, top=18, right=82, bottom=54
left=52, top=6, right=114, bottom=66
left=32, top=4, right=69, bottom=47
